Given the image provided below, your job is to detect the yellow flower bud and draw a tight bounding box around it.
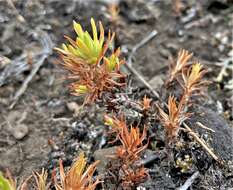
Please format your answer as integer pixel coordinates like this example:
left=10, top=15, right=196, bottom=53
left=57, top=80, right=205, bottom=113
left=104, top=115, right=115, bottom=127
left=75, top=85, right=89, bottom=94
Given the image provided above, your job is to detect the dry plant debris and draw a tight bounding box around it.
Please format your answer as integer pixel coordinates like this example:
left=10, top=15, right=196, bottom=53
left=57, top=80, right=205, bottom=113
left=108, top=3, right=120, bottom=25
left=33, top=169, right=49, bottom=190
left=140, top=95, right=152, bottom=112
left=166, top=49, right=193, bottom=85
left=214, top=49, right=233, bottom=89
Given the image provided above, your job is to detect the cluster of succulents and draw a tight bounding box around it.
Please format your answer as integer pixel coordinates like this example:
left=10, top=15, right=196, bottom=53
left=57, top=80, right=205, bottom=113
left=0, top=18, right=210, bottom=190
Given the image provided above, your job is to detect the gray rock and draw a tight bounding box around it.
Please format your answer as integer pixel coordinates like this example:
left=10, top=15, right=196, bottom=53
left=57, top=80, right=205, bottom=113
left=93, top=146, right=118, bottom=174
left=11, top=124, right=29, bottom=140
left=149, top=74, right=165, bottom=90
left=6, top=111, right=29, bottom=140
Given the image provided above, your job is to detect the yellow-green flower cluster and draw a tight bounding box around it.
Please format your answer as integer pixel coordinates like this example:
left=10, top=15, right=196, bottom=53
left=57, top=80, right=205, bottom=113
left=74, top=85, right=90, bottom=95
left=61, top=18, right=104, bottom=65
left=104, top=53, right=120, bottom=72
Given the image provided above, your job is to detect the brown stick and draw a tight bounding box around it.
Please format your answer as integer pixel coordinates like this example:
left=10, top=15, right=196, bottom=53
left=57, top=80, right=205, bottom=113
left=125, top=63, right=160, bottom=99
left=126, top=30, right=160, bottom=99
left=183, top=123, right=220, bottom=163
left=196, top=122, right=215, bottom=133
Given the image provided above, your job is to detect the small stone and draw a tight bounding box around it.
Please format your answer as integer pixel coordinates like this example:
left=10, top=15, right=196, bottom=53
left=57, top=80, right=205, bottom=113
left=93, top=146, right=118, bottom=174
left=11, top=124, right=29, bottom=140
left=149, top=74, right=165, bottom=90
left=137, top=186, right=146, bottom=190
left=66, top=102, right=80, bottom=115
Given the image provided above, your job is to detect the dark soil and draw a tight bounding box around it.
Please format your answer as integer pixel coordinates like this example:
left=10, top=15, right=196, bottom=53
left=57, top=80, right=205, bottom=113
left=0, top=0, right=232, bottom=189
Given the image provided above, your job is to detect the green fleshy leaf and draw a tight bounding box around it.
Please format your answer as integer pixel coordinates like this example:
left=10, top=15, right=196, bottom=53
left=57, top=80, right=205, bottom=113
left=73, top=21, right=84, bottom=38
left=0, top=173, right=15, bottom=190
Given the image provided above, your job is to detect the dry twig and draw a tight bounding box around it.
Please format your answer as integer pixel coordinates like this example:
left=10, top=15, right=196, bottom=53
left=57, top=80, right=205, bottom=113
left=127, top=30, right=158, bottom=65
left=196, top=122, right=215, bottom=133
left=126, top=30, right=159, bottom=98
left=183, top=123, right=220, bottom=163
left=177, top=171, right=199, bottom=190
left=9, top=31, right=53, bottom=109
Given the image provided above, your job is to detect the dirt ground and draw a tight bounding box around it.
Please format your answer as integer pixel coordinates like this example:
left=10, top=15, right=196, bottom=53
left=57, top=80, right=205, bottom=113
left=0, top=0, right=232, bottom=189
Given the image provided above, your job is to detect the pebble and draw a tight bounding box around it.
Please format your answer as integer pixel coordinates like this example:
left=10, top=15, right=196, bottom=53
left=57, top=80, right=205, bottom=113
left=11, top=124, right=29, bottom=140
left=149, top=74, right=165, bottom=90
left=93, top=146, right=118, bottom=174
left=6, top=111, right=29, bottom=140
left=66, top=102, right=80, bottom=115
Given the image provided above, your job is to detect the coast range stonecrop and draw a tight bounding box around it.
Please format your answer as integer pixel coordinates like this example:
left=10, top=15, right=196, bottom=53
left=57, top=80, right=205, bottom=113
left=158, top=51, right=209, bottom=145
left=54, top=152, right=100, bottom=190
left=104, top=115, right=149, bottom=186
left=55, top=18, right=125, bottom=104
